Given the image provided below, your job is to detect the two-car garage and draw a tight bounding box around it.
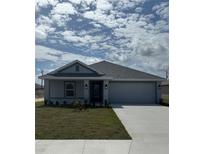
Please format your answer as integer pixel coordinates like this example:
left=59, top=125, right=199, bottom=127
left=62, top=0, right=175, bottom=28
left=108, top=81, right=157, bottom=104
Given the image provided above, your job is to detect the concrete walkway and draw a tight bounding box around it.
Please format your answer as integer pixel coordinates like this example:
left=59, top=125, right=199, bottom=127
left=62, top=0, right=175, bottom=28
left=36, top=140, right=132, bottom=154
left=113, top=105, right=169, bottom=154
left=36, top=105, right=168, bottom=154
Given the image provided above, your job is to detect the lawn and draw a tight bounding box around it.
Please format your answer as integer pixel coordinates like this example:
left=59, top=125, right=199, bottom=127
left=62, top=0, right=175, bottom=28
left=36, top=101, right=131, bottom=139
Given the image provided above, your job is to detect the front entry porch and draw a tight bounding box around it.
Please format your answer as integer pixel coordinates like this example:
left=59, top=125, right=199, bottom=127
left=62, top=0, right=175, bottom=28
left=84, top=79, right=109, bottom=107
left=45, top=79, right=109, bottom=106
left=89, top=80, right=103, bottom=106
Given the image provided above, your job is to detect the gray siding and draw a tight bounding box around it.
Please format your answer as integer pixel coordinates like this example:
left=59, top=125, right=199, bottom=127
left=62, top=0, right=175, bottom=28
left=61, top=64, right=94, bottom=74
left=44, top=79, right=49, bottom=100
left=76, top=81, right=84, bottom=98
left=109, top=81, right=157, bottom=104
left=49, top=80, right=84, bottom=98
left=50, top=80, right=64, bottom=98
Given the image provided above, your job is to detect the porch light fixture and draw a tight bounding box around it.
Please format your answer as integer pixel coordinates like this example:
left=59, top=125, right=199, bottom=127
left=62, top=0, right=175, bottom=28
left=85, top=83, right=88, bottom=89
left=105, top=84, right=108, bottom=89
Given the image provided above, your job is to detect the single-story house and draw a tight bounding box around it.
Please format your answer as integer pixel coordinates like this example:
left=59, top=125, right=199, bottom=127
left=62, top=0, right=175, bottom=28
left=39, top=60, right=164, bottom=106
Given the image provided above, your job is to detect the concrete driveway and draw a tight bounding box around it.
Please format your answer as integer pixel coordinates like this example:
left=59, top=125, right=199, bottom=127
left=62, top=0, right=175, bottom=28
left=113, top=105, right=169, bottom=154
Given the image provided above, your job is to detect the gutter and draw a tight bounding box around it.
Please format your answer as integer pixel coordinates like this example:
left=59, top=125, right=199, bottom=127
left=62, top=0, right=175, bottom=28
left=39, top=75, right=164, bottom=81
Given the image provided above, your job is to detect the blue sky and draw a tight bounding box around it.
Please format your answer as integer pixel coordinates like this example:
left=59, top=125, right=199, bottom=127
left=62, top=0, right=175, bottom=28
left=35, top=0, right=169, bottom=83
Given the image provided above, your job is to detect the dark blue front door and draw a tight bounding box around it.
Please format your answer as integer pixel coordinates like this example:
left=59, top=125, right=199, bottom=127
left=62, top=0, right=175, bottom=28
left=90, top=81, right=103, bottom=105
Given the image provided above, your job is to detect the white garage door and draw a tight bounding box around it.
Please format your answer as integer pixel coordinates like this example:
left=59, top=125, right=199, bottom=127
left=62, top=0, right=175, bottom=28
left=109, top=82, right=156, bottom=104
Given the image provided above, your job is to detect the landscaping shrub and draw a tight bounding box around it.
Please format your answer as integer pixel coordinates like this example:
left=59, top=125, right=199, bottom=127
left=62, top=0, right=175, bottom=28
left=63, top=101, right=67, bottom=105
left=44, top=99, right=47, bottom=106
left=49, top=101, right=53, bottom=105
left=72, top=100, right=86, bottom=111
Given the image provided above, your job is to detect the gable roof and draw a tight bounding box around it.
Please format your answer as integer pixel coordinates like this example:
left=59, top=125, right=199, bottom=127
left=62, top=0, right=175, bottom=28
left=48, top=60, right=104, bottom=76
left=40, top=60, right=164, bottom=81
left=89, top=61, right=164, bottom=80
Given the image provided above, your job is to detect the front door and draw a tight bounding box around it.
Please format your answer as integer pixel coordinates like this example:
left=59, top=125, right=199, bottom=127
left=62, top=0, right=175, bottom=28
left=90, top=81, right=103, bottom=105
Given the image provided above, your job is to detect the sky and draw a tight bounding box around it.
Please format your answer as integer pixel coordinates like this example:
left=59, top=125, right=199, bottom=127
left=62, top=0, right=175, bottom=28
left=35, top=0, right=169, bottom=83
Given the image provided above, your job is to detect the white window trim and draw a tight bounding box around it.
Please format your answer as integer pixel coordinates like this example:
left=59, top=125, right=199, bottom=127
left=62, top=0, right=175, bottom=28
left=64, top=81, right=76, bottom=98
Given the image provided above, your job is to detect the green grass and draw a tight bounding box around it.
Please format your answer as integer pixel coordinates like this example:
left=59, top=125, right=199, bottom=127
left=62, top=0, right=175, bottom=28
left=35, top=101, right=131, bottom=139
left=160, top=94, right=169, bottom=106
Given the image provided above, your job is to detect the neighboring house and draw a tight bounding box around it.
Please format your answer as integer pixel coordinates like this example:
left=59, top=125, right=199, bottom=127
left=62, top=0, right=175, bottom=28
left=35, top=83, right=44, bottom=98
left=39, top=60, right=164, bottom=106
left=35, top=83, right=43, bottom=90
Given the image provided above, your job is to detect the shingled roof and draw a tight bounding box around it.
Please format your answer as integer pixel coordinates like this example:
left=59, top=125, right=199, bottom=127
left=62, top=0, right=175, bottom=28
left=40, top=60, right=164, bottom=80
left=89, top=61, right=164, bottom=80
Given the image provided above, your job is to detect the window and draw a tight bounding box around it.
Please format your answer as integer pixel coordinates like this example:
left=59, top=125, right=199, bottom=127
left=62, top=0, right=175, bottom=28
left=65, top=82, right=75, bottom=97
left=75, top=65, right=79, bottom=72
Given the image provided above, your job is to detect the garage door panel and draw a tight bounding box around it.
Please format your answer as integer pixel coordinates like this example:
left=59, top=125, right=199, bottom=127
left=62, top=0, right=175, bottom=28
left=109, top=82, right=156, bottom=104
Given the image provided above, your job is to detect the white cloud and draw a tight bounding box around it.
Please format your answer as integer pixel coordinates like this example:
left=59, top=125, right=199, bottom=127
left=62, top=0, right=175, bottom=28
left=36, top=15, right=53, bottom=25
left=96, top=0, right=112, bottom=11
left=36, top=0, right=58, bottom=12
left=51, top=14, right=71, bottom=27
left=91, top=22, right=102, bottom=28
left=36, top=28, right=47, bottom=40
left=135, top=7, right=143, bottom=13
left=69, top=0, right=82, bottom=5
left=49, top=2, right=76, bottom=27
left=61, top=30, right=105, bottom=44
left=35, top=24, right=55, bottom=40
left=62, top=31, right=81, bottom=43
left=35, top=45, right=102, bottom=65
left=45, top=1, right=168, bottom=77
left=114, top=0, right=146, bottom=11
left=154, top=20, right=169, bottom=32
left=152, top=2, right=169, bottom=19
left=35, top=15, right=56, bottom=40
left=84, top=0, right=95, bottom=5
left=51, top=2, right=77, bottom=15
left=83, top=10, right=120, bottom=28
left=99, top=12, right=169, bottom=77
left=35, top=0, right=169, bottom=77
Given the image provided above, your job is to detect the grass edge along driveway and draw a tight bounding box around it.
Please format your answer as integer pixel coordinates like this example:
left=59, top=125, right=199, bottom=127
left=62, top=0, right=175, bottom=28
left=36, top=101, right=131, bottom=139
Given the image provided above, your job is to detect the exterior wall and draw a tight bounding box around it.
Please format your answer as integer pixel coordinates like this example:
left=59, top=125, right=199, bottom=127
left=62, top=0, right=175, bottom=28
left=103, top=80, right=109, bottom=104
left=49, top=80, right=64, bottom=98
left=44, top=79, right=49, bottom=100
left=47, top=80, right=84, bottom=104
left=83, top=80, right=90, bottom=103
left=76, top=81, right=84, bottom=98
left=61, top=64, right=94, bottom=74
left=109, top=81, right=157, bottom=104
left=44, top=79, right=161, bottom=105
left=156, top=81, right=161, bottom=104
